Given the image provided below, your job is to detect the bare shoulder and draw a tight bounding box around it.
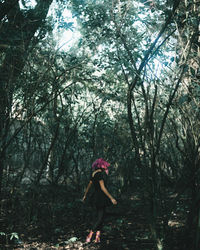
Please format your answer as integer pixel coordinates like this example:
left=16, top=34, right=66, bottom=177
left=92, top=169, right=101, bottom=178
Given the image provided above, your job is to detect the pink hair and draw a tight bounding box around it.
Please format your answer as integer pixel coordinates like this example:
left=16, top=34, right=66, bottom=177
left=92, top=158, right=110, bottom=174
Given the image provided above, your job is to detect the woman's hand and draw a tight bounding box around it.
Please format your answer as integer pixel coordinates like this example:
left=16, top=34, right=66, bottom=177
left=99, top=180, right=117, bottom=205
left=111, top=198, right=117, bottom=205
left=82, top=195, right=86, bottom=202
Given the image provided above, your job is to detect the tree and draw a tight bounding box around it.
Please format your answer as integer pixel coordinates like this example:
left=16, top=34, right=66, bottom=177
left=0, top=0, right=57, bottom=199
left=171, top=1, right=200, bottom=248
left=68, top=0, right=199, bottom=248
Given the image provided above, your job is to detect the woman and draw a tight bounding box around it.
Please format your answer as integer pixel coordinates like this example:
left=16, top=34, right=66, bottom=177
left=82, top=158, right=117, bottom=243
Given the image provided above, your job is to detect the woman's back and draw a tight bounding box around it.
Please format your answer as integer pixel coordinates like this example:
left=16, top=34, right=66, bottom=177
left=91, top=171, right=103, bottom=192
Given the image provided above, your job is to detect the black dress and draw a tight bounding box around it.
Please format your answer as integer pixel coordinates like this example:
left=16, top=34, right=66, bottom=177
left=90, top=171, right=112, bottom=209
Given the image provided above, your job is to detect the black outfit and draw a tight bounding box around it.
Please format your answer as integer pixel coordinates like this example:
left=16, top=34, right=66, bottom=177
left=90, top=171, right=112, bottom=209
left=90, top=171, right=112, bottom=231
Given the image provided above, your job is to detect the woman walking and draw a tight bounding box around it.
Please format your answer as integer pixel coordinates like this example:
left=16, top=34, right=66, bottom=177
left=82, top=158, right=117, bottom=243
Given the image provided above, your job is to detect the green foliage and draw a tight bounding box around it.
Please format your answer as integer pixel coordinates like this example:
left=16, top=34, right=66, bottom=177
left=0, top=0, right=200, bottom=249
left=103, top=225, right=112, bottom=232
left=0, top=232, right=19, bottom=244
left=67, top=237, right=78, bottom=243
left=10, top=232, right=19, bottom=241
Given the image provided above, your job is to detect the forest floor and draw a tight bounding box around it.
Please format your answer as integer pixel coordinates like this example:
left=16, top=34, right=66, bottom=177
left=1, top=190, right=185, bottom=250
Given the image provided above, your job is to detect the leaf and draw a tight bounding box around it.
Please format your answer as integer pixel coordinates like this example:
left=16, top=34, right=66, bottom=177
left=190, top=67, right=196, bottom=76
left=10, top=232, right=19, bottom=240
left=67, top=237, right=78, bottom=243
left=103, top=225, right=112, bottom=231
left=116, top=219, right=124, bottom=225
left=0, top=232, right=6, bottom=236
left=178, top=95, right=189, bottom=105
left=170, top=57, right=174, bottom=62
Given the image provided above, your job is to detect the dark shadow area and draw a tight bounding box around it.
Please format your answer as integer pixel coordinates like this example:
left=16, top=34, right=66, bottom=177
left=0, top=184, right=186, bottom=249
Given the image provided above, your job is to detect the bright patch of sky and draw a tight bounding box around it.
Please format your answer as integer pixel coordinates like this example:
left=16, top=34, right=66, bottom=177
left=19, top=0, right=37, bottom=9
left=19, top=0, right=174, bottom=71
left=19, top=0, right=81, bottom=51
left=48, top=4, right=81, bottom=51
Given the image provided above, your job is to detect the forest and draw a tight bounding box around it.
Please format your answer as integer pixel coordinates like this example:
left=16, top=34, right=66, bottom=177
left=0, top=0, right=199, bottom=249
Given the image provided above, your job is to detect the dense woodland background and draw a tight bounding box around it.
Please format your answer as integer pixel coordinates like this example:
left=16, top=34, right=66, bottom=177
left=0, top=0, right=199, bottom=249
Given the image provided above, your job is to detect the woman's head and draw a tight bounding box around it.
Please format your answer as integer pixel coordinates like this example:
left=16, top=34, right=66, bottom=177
left=92, top=158, right=110, bottom=175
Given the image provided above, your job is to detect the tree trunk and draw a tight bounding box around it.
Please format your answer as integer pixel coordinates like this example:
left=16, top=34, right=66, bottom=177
left=0, top=0, right=53, bottom=199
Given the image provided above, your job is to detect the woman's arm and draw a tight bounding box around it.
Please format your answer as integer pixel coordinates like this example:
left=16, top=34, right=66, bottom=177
left=82, top=180, right=92, bottom=201
left=99, top=180, right=117, bottom=205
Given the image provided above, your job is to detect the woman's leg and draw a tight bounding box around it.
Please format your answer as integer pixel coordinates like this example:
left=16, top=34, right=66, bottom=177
left=86, top=230, right=94, bottom=243
left=86, top=207, right=105, bottom=243
left=92, top=207, right=106, bottom=243
left=92, top=207, right=105, bottom=231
